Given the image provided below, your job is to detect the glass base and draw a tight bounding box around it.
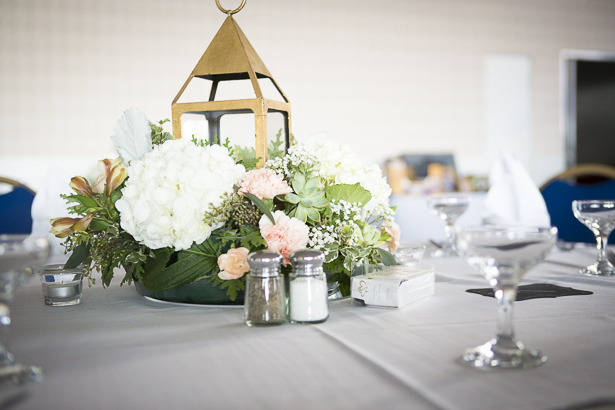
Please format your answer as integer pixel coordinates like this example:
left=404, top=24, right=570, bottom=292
left=245, top=320, right=285, bottom=327
left=462, top=338, right=547, bottom=369
left=327, top=282, right=345, bottom=300
left=290, top=316, right=329, bottom=325
left=580, top=261, right=615, bottom=276
left=44, top=297, right=81, bottom=306
left=0, top=364, right=44, bottom=387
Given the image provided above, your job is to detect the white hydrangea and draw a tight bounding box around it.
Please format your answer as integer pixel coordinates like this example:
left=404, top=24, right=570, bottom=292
left=298, top=139, right=392, bottom=217
left=115, top=139, right=245, bottom=251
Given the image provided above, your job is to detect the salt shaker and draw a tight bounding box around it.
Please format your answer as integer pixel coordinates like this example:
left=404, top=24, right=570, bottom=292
left=244, top=251, right=286, bottom=327
left=289, top=250, right=329, bottom=324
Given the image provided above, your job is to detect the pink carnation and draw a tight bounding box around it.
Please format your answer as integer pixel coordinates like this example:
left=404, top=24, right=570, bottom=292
left=238, top=168, right=292, bottom=200
left=259, top=211, right=309, bottom=266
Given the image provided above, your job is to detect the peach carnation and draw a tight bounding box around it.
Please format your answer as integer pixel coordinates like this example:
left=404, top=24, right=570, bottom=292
left=238, top=168, right=292, bottom=200
left=217, top=247, right=251, bottom=280
left=259, top=211, right=309, bottom=266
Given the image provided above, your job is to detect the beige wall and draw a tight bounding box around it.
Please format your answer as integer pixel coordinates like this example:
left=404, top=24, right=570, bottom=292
left=1, top=0, right=615, bottom=189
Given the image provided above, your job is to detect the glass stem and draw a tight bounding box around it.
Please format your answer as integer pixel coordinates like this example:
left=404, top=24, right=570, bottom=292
left=443, top=222, right=454, bottom=250
left=0, top=302, right=14, bottom=366
left=596, top=233, right=609, bottom=263
left=495, top=286, right=517, bottom=345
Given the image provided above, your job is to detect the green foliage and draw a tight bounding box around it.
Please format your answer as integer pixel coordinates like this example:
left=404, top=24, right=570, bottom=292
left=137, top=227, right=263, bottom=300
left=150, top=119, right=172, bottom=146
left=64, top=242, right=91, bottom=269
left=232, top=145, right=259, bottom=170
left=62, top=194, right=97, bottom=214
left=243, top=192, right=275, bottom=224
left=230, top=129, right=288, bottom=170
left=191, top=135, right=207, bottom=147
left=325, top=183, right=372, bottom=206
left=376, top=248, right=397, bottom=266
left=268, top=128, right=286, bottom=159
left=283, top=171, right=328, bottom=224
left=217, top=225, right=266, bottom=250
left=140, top=240, right=219, bottom=291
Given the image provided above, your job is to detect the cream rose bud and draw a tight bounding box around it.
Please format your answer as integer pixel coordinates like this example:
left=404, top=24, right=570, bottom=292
left=382, top=220, right=401, bottom=253
left=218, top=247, right=251, bottom=280
left=91, top=174, right=105, bottom=194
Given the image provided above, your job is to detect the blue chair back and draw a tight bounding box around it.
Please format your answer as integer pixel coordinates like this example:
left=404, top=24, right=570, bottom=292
left=0, top=186, right=35, bottom=234
left=541, top=179, right=615, bottom=243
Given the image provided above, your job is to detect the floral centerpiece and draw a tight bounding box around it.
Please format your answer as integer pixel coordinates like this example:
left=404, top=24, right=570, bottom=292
left=51, top=108, right=400, bottom=302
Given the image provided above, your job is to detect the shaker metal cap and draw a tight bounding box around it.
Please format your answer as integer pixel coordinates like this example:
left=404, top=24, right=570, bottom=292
left=248, top=251, right=283, bottom=271
left=290, top=250, right=324, bottom=266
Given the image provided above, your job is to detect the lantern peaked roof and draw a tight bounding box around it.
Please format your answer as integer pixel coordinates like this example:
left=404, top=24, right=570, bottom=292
left=171, top=10, right=292, bottom=169
left=177, top=15, right=288, bottom=102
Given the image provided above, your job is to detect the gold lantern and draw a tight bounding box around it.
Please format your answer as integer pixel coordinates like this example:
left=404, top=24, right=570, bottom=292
left=171, top=0, right=291, bottom=168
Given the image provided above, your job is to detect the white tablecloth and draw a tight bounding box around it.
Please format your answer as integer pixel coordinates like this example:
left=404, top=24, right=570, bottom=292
left=4, top=246, right=615, bottom=410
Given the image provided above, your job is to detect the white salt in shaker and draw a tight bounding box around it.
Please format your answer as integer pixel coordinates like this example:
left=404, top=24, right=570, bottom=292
left=289, top=250, right=329, bottom=324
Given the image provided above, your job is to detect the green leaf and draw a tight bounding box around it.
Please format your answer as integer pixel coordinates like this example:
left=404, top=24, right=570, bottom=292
left=324, top=249, right=339, bottom=263
left=284, top=193, right=301, bottom=204
left=295, top=205, right=308, bottom=223
left=377, top=248, right=397, bottom=266
left=243, top=192, right=275, bottom=224
left=110, top=189, right=122, bottom=204
left=219, top=278, right=245, bottom=301
left=73, top=195, right=99, bottom=209
left=309, top=197, right=328, bottom=208
left=343, top=253, right=354, bottom=272
left=292, top=172, right=306, bottom=192
left=306, top=207, right=320, bottom=223
left=65, top=243, right=91, bottom=269
left=89, top=219, right=111, bottom=231
left=304, top=177, right=319, bottom=191
left=101, top=264, right=114, bottom=287
left=325, top=183, right=372, bottom=206
left=140, top=241, right=220, bottom=291
left=237, top=225, right=266, bottom=249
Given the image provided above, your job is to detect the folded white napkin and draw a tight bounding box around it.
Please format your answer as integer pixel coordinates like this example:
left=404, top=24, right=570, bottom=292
left=482, top=152, right=550, bottom=227
left=30, top=166, right=74, bottom=257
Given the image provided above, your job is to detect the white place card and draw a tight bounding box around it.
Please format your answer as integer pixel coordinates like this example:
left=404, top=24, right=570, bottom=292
left=351, top=265, right=434, bottom=308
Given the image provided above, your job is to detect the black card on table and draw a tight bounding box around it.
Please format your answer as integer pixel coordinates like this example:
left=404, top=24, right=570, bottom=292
left=466, top=283, right=593, bottom=301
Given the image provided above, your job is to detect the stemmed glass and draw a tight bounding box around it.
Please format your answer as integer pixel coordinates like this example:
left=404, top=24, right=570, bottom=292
left=0, top=235, right=49, bottom=387
left=427, top=194, right=469, bottom=257
left=456, top=226, right=557, bottom=369
left=572, top=200, right=615, bottom=276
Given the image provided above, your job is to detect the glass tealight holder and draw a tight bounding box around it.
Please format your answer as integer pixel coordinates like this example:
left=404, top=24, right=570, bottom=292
left=38, top=264, right=84, bottom=306
left=395, top=244, right=426, bottom=267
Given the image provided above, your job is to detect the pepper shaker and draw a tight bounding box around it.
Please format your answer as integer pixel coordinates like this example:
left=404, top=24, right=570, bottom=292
left=289, top=250, right=329, bottom=324
left=244, top=251, right=286, bottom=327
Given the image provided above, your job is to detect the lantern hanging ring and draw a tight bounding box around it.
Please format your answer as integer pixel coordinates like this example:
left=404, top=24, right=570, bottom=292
left=215, top=0, right=246, bottom=15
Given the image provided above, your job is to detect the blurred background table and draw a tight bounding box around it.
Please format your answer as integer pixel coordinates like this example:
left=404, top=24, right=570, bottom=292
left=391, top=193, right=487, bottom=241
left=3, top=246, right=615, bottom=410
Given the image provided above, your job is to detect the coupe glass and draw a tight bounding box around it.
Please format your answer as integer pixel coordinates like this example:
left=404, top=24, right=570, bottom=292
left=572, top=200, right=615, bottom=276
left=427, top=194, right=469, bottom=257
left=456, top=226, right=557, bottom=369
left=0, top=235, right=49, bottom=387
